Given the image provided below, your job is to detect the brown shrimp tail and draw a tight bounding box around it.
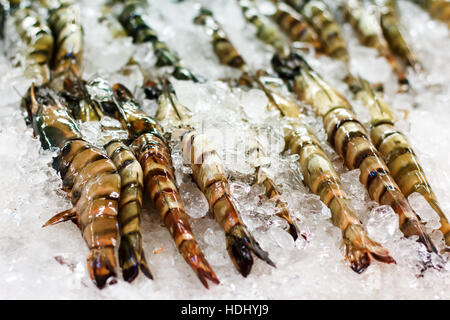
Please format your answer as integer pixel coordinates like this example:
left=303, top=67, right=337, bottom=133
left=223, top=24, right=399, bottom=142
left=226, top=225, right=276, bottom=277
left=343, top=224, right=396, bottom=274
left=118, top=232, right=153, bottom=282
left=178, top=240, right=220, bottom=289
left=87, top=247, right=117, bottom=289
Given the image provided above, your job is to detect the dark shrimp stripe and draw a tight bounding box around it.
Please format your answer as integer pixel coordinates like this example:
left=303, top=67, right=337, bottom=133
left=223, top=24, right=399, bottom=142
left=322, top=105, right=349, bottom=119
left=330, top=119, right=364, bottom=147
left=70, top=152, right=109, bottom=175
left=373, top=129, right=402, bottom=149
left=140, top=153, right=173, bottom=175
left=384, top=146, right=414, bottom=166
left=372, top=119, right=396, bottom=128
left=339, top=129, right=369, bottom=159
left=352, top=145, right=378, bottom=170
left=119, top=206, right=141, bottom=227
left=117, top=159, right=135, bottom=172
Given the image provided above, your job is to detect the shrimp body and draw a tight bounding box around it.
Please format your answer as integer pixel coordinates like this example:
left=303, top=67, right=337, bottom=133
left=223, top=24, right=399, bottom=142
left=181, top=131, right=275, bottom=276
left=343, top=0, right=409, bottom=88
left=284, top=0, right=349, bottom=61
left=237, top=0, right=290, bottom=56
left=13, top=7, right=54, bottom=83
left=64, top=77, right=153, bottom=282
left=112, top=83, right=219, bottom=288
left=48, top=4, right=83, bottom=74
left=351, top=78, right=450, bottom=246
left=194, top=7, right=246, bottom=69
left=374, top=0, right=418, bottom=68
left=119, top=0, right=199, bottom=81
left=271, top=1, right=320, bottom=50
left=23, top=85, right=120, bottom=289
left=271, top=53, right=438, bottom=254
left=285, top=120, right=395, bottom=272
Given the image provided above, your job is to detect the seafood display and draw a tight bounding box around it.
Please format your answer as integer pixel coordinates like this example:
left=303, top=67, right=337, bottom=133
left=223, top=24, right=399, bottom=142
left=1, top=0, right=450, bottom=299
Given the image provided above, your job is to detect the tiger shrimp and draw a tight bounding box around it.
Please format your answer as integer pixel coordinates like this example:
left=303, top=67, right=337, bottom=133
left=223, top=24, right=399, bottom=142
left=285, top=119, right=396, bottom=272
left=269, top=0, right=321, bottom=51
left=193, top=6, right=247, bottom=70
left=48, top=3, right=83, bottom=75
left=62, top=76, right=153, bottom=282
left=190, top=15, right=300, bottom=240
left=237, top=0, right=291, bottom=56
left=118, top=0, right=201, bottom=82
left=110, top=82, right=219, bottom=288
left=283, top=0, right=350, bottom=61
left=343, top=0, right=410, bottom=90
left=11, top=6, right=54, bottom=84
left=349, top=77, right=450, bottom=247
left=373, top=0, right=419, bottom=69
left=22, top=84, right=120, bottom=289
left=241, top=71, right=395, bottom=271
left=145, top=78, right=276, bottom=276
left=271, top=52, right=441, bottom=263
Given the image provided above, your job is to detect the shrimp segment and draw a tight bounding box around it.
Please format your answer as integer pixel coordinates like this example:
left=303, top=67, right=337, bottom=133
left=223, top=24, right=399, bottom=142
left=181, top=131, right=275, bottom=276
left=271, top=52, right=438, bottom=255
left=112, top=83, right=219, bottom=288
left=23, top=85, right=119, bottom=289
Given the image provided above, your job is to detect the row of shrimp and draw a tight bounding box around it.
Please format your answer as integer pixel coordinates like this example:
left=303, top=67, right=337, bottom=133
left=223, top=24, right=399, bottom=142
left=191, top=1, right=450, bottom=271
